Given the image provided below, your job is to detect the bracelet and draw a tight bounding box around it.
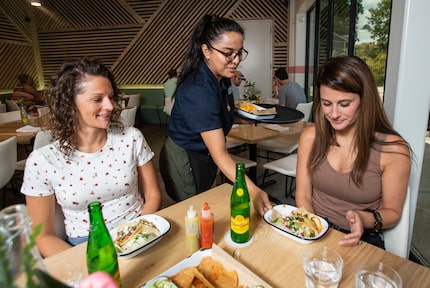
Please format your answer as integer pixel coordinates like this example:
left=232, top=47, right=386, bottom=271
left=363, top=208, right=383, bottom=233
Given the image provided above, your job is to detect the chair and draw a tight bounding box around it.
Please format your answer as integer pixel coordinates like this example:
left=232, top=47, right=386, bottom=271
left=257, top=141, right=298, bottom=161
left=230, top=154, right=257, bottom=169
left=0, top=137, right=17, bottom=207
left=5, top=100, right=19, bottom=111
left=54, top=201, right=66, bottom=239
left=0, top=110, right=21, bottom=123
left=120, top=106, right=137, bottom=127
left=256, top=102, right=313, bottom=161
left=261, top=153, right=297, bottom=198
left=163, top=97, right=174, bottom=117
left=126, top=94, right=141, bottom=108
left=16, top=130, right=53, bottom=171
left=384, top=187, right=411, bottom=258
left=220, top=154, right=257, bottom=184
left=296, top=101, right=313, bottom=122
left=37, top=106, right=49, bottom=117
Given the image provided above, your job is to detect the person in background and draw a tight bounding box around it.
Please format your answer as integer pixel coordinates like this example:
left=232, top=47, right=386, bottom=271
left=231, top=70, right=245, bottom=101
left=274, top=67, right=306, bottom=108
left=12, top=73, right=43, bottom=114
left=163, top=69, right=178, bottom=99
left=159, top=14, right=272, bottom=216
left=21, top=58, right=162, bottom=257
left=295, top=56, right=412, bottom=248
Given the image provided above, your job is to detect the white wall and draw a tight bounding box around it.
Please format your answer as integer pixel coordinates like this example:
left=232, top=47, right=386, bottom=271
left=237, top=20, right=273, bottom=99
left=384, top=0, right=430, bottom=250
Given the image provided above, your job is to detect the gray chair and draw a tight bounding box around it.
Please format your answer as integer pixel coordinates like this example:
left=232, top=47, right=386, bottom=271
left=5, top=100, right=19, bottom=112
left=126, top=94, right=141, bottom=108
left=0, top=110, right=21, bottom=123
left=384, top=187, right=411, bottom=258
left=16, top=130, right=53, bottom=171
left=120, top=106, right=137, bottom=127
left=0, top=137, right=17, bottom=207
left=261, top=153, right=297, bottom=198
left=296, top=101, right=313, bottom=122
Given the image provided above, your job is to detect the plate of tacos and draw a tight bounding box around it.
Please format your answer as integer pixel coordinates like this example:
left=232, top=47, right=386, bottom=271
left=263, top=205, right=329, bottom=244
left=110, top=214, right=170, bottom=259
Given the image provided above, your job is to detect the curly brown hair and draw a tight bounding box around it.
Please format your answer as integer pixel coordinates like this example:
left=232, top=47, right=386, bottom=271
left=44, top=58, right=123, bottom=157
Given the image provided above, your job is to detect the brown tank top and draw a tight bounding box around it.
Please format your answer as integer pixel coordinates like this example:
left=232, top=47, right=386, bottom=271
left=312, top=143, right=383, bottom=230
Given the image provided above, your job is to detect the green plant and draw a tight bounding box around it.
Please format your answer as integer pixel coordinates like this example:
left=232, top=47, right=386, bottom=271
left=0, top=224, right=68, bottom=288
left=244, top=81, right=261, bottom=101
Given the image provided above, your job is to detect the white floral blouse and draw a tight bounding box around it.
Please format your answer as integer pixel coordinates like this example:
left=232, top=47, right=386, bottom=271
left=21, top=127, right=154, bottom=238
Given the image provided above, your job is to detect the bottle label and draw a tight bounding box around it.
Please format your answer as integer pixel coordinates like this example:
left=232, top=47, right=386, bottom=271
left=236, top=188, right=244, bottom=196
left=230, top=215, right=249, bottom=234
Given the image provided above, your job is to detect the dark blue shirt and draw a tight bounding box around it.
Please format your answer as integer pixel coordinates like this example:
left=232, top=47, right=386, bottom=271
left=168, top=61, right=234, bottom=151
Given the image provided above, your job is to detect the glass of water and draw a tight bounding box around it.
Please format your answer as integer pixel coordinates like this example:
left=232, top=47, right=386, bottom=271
left=49, top=263, right=83, bottom=288
left=355, top=261, right=402, bottom=288
left=303, top=246, right=343, bottom=288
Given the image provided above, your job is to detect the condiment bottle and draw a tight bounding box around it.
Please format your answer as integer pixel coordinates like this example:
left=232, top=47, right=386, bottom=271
left=199, top=202, right=214, bottom=249
left=185, top=205, right=199, bottom=254
left=230, top=162, right=251, bottom=243
left=20, top=105, right=28, bottom=126
left=86, top=202, right=121, bottom=287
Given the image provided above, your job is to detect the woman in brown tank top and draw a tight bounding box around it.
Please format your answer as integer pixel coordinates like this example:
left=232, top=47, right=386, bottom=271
left=295, top=56, right=412, bottom=248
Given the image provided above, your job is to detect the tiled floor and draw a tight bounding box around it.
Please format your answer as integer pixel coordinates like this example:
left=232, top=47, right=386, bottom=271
left=3, top=124, right=429, bottom=267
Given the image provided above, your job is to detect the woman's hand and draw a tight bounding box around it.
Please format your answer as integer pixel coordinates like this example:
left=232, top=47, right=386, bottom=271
left=338, top=210, right=364, bottom=246
left=250, top=186, right=272, bottom=216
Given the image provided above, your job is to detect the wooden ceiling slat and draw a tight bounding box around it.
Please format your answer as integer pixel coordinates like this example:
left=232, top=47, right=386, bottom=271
left=0, top=0, right=289, bottom=89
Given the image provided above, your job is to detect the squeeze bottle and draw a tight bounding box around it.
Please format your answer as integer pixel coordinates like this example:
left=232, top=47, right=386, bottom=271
left=185, top=205, right=199, bottom=254
left=200, top=202, right=214, bottom=249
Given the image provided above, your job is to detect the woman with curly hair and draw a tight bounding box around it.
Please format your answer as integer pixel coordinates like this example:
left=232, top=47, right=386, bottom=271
left=295, top=56, right=412, bottom=248
left=21, top=58, right=161, bottom=257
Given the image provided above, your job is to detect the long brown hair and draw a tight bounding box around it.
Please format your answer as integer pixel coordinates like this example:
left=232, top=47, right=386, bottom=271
left=310, top=56, right=410, bottom=186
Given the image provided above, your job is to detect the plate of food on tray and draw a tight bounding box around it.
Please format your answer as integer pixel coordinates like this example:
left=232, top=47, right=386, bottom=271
left=110, top=214, right=170, bottom=259
left=140, top=244, right=270, bottom=288
left=263, top=205, right=329, bottom=244
left=237, top=101, right=277, bottom=120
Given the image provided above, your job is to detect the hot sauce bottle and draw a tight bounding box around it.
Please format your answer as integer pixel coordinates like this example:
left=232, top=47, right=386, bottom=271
left=199, top=202, right=214, bottom=249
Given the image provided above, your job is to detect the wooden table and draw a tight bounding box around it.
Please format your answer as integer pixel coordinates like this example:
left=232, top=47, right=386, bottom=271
left=227, top=121, right=314, bottom=181
left=43, top=184, right=430, bottom=288
left=0, top=120, right=39, bottom=144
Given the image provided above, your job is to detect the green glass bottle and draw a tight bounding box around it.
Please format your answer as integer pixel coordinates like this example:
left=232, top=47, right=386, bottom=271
left=230, top=163, right=251, bottom=243
left=86, top=202, right=121, bottom=287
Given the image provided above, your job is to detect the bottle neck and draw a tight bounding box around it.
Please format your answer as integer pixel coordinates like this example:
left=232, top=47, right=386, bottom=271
left=88, top=202, right=104, bottom=225
left=234, top=164, right=246, bottom=183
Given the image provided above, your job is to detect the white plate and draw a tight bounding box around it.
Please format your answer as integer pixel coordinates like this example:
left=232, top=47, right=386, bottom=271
left=263, top=204, right=329, bottom=244
left=140, top=244, right=271, bottom=288
left=237, top=104, right=277, bottom=120
left=110, top=214, right=170, bottom=259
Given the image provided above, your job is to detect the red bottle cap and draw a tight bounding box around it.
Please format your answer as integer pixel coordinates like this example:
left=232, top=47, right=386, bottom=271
left=201, top=202, right=212, bottom=218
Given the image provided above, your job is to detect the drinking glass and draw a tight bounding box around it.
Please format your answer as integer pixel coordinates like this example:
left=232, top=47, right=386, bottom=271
left=49, top=263, right=83, bottom=288
left=355, top=260, right=402, bottom=288
left=303, top=246, right=343, bottom=288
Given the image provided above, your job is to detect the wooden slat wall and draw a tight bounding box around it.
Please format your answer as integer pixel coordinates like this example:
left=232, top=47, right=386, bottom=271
left=0, top=0, right=289, bottom=91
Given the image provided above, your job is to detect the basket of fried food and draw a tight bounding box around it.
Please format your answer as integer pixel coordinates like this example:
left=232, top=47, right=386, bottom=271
left=142, top=244, right=270, bottom=288
left=171, top=256, right=245, bottom=288
left=239, top=102, right=276, bottom=115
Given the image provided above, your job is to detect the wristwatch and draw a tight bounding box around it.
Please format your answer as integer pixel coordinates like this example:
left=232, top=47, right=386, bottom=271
left=364, top=208, right=383, bottom=233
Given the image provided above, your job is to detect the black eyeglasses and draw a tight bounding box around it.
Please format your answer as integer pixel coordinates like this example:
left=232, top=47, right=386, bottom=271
left=208, top=45, right=248, bottom=62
